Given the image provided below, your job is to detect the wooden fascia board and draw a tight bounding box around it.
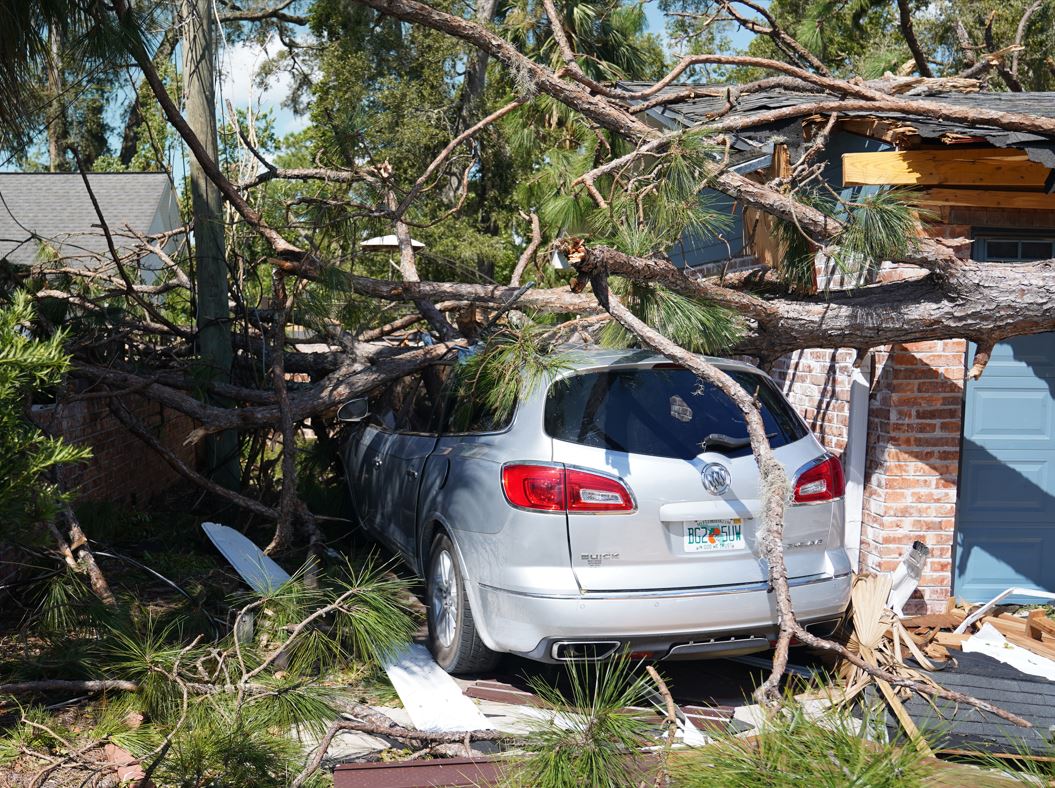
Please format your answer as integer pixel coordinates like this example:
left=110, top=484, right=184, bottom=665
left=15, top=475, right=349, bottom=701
left=843, top=148, right=1052, bottom=189
left=915, top=188, right=1055, bottom=210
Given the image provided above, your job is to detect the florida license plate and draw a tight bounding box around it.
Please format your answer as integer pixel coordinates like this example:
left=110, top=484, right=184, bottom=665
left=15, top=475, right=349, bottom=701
left=684, top=519, right=745, bottom=553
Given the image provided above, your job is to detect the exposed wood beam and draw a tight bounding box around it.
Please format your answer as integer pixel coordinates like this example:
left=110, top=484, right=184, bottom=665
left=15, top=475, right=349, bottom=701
left=836, top=117, right=919, bottom=145
left=915, top=187, right=1055, bottom=210
left=843, top=148, right=1052, bottom=188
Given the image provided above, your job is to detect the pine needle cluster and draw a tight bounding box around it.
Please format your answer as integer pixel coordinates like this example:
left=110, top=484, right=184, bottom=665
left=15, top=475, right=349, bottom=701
left=0, top=291, right=90, bottom=527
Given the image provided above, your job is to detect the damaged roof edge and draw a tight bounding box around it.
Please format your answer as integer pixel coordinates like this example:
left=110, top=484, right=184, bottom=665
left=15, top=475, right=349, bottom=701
left=627, top=82, right=1055, bottom=174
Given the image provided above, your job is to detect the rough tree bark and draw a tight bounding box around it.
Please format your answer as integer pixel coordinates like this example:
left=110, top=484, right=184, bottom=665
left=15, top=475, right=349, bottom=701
left=572, top=253, right=797, bottom=704
left=46, top=26, right=66, bottom=171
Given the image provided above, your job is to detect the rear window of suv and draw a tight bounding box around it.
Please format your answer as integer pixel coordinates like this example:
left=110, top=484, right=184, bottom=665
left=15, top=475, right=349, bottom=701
left=544, top=366, right=808, bottom=460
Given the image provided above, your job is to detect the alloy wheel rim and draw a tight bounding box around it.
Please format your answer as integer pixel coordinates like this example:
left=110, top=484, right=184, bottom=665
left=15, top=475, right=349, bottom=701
left=431, top=549, right=458, bottom=649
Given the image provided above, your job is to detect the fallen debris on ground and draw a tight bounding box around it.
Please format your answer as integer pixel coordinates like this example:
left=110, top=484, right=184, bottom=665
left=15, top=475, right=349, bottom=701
left=828, top=575, right=1055, bottom=759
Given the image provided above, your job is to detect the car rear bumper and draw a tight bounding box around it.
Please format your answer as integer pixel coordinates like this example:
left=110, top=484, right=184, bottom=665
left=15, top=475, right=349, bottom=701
left=474, top=570, right=852, bottom=662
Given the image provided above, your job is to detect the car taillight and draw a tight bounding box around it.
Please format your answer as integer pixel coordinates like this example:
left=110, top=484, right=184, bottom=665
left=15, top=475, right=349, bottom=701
left=501, top=464, right=565, bottom=511
left=793, top=456, right=845, bottom=504
left=501, top=464, right=634, bottom=513
left=566, top=468, right=634, bottom=512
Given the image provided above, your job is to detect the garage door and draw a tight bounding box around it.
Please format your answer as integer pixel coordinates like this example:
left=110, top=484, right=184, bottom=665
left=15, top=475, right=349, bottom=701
left=955, top=237, right=1055, bottom=602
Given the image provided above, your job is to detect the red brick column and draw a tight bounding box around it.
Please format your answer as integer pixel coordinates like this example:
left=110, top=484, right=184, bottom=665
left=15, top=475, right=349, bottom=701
left=860, top=339, right=966, bottom=613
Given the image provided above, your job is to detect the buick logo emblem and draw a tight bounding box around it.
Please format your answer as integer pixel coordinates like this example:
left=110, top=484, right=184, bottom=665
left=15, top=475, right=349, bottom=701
left=701, top=463, right=732, bottom=495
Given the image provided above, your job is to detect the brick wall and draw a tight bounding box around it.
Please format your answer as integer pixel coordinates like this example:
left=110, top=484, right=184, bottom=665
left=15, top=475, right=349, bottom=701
left=859, top=340, right=966, bottom=613
left=756, top=182, right=1055, bottom=611
left=773, top=250, right=971, bottom=612
left=770, top=348, right=856, bottom=456
left=31, top=394, right=198, bottom=506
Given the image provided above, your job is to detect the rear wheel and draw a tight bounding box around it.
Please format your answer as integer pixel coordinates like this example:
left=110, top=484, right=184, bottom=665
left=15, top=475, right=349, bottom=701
left=426, top=533, right=499, bottom=674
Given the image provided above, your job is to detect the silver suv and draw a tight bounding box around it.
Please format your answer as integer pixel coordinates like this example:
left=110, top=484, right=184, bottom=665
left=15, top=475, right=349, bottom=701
left=340, top=349, right=852, bottom=673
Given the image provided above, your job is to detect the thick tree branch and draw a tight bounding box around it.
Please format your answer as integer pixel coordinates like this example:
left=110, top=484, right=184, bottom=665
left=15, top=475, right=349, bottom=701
left=896, top=0, right=934, bottom=77
left=108, top=398, right=281, bottom=520
left=563, top=241, right=1055, bottom=357
left=1012, top=0, right=1045, bottom=78
left=510, top=212, right=542, bottom=286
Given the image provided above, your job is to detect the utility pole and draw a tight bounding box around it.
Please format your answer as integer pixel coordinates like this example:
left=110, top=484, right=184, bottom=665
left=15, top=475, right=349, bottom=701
left=182, top=0, right=240, bottom=488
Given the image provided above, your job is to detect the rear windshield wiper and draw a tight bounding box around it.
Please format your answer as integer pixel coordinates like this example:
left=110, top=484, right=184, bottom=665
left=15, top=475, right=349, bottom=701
left=700, top=432, right=777, bottom=452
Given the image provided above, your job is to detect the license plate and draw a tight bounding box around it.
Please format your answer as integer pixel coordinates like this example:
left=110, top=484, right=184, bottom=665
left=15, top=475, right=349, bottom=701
left=684, top=519, right=744, bottom=553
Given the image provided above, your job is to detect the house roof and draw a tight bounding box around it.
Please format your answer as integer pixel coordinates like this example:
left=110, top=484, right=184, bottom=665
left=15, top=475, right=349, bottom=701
left=0, top=172, right=182, bottom=269
left=621, top=83, right=1055, bottom=169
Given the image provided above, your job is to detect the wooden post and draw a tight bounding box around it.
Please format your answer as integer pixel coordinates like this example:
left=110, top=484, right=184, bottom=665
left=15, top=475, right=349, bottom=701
left=182, top=0, right=240, bottom=488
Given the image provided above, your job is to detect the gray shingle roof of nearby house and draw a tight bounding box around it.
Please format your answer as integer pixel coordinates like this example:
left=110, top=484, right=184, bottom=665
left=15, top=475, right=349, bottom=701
left=620, top=83, right=1055, bottom=169
left=0, top=172, right=182, bottom=269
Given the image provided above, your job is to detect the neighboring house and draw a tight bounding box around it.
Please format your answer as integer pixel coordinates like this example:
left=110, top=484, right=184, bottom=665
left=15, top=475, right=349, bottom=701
left=633, top=84, right=1055, bottom=611
left=0, top=172, right=197, bottom=505
left=0, top=172, right=182, bottom=280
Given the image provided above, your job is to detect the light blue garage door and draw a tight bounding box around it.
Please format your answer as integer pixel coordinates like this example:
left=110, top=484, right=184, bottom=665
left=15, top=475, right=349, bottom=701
left=955, top=237, right=1055, bottom=602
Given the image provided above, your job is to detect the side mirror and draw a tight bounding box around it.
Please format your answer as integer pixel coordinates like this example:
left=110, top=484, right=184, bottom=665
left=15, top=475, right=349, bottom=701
left=337, top=398, right=369, bottom=423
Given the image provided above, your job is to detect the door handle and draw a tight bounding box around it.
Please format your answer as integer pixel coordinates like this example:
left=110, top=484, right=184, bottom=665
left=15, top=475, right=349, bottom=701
left=405, top=469, right=419, bottom=479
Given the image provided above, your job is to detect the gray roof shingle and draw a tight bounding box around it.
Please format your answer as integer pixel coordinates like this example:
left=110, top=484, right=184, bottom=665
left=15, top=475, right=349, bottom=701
left=896, top=651, right=1055, bottom=754
left=0, top=172, right=181, bottom=269
left=621, top=84, right=1055, bottom=168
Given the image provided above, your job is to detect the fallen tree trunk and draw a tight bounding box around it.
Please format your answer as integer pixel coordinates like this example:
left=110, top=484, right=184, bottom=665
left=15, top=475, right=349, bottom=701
left=568, top=244, right=1055, bottom=359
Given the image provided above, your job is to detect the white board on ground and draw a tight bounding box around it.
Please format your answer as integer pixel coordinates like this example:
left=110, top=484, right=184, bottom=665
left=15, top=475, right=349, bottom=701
left=201, top=522, right=291, bottom=593
left=963, top=622, right=1055, bottom=681
left=381, top=643, right=492, bottom=732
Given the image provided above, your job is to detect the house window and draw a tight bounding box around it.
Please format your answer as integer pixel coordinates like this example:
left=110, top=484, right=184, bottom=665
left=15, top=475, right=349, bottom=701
left=974, top=236, right=1055, bottom=262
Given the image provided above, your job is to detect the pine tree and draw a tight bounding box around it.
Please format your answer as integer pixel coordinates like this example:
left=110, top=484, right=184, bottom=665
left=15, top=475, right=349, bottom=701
left=0, top=292, right=90, bottom=527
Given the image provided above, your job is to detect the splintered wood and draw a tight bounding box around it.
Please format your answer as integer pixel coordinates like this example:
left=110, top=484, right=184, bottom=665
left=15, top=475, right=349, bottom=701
left=900, top=599, right=1055, bottom=663
left=829, top=576, right=1055, bottom=748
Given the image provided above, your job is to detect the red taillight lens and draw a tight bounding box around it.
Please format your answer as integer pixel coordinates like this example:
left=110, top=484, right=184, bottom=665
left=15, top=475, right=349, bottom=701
left=793, top=456, right=845, bottom=504
left=502, top=464, right=565, bottom=511
left=566, top=469, right=634, bottom=512
left=501, top=464, right=634, bottom=513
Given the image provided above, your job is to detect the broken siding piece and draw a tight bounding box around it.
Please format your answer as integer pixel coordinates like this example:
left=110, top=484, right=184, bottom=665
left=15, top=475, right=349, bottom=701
left=381, top=643, right=492, bottom=733
left=201, top=522, right=292, bottom=593
left=963, top=623, right=1055, bottom=682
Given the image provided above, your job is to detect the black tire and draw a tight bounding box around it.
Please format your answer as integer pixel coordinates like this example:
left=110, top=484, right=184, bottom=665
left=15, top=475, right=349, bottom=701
left=426, top=533, right=500, bottom=674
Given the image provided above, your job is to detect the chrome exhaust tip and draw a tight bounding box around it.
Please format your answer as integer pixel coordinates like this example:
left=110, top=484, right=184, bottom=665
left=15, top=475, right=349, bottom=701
left=551, top=641, right=621, bottom=661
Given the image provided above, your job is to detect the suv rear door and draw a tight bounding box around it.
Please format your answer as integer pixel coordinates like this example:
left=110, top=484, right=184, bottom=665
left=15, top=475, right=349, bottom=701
left=372, top=368, right=447, bottom=559
left=546, top=364, right=835, bottom=592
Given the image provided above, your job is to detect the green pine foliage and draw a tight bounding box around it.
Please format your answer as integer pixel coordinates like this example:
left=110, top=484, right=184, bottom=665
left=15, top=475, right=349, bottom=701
left=0, top=550, right=417, bottom=783
left=599, top=280, right=746, bottom=354
left=728, top=0, right=1055, bottom=89
left=671, top=700, right=943, bottom=787
left=454, top=323, right=578, bottom=423
left=503, top=659, right=656, bottom=788
left=0, top=291, right=90, bottom=527
left=776, top=188, right=926, bottom=292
